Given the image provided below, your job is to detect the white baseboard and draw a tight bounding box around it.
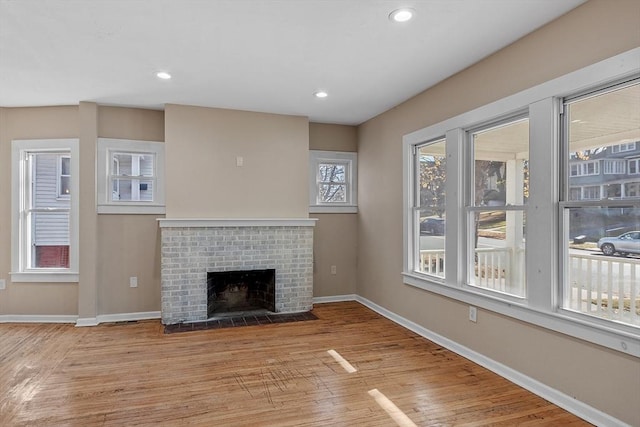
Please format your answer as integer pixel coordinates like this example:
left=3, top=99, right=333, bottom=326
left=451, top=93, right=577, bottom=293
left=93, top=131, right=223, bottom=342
left=96, top=311, right=161, bottom=323
left=0, top=314, right=78, bottom=324
left=76, top=311, right=161, bottom=326
left=313, top=294, right=357, bottom=304
left=75, top=317, right=99, bottom=327
left=355, top=295, right=628, bottom=427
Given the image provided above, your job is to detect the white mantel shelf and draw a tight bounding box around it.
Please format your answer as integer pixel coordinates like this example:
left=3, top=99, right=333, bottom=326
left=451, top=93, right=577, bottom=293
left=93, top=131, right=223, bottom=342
left=158, top=218, right=318, bottom=228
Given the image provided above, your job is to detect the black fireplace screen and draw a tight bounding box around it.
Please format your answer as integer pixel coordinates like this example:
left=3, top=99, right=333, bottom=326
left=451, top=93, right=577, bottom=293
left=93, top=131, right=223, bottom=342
left=206, top=269, right=275, bottom=317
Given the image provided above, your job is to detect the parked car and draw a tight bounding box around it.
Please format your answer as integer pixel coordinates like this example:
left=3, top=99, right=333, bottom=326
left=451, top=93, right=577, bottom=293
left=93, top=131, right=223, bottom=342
left=420, top=218, right=445, bottom=235
left=598, top=231, right=640, bottom=256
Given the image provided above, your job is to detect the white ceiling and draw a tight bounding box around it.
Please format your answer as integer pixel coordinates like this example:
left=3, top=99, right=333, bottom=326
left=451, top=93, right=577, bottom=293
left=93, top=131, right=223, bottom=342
left=0, top=0, right=586, bottom=125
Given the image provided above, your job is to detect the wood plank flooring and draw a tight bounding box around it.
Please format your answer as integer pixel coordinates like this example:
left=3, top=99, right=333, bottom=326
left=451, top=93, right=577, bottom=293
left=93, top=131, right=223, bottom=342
left=0, top=302, right=590, bottom=426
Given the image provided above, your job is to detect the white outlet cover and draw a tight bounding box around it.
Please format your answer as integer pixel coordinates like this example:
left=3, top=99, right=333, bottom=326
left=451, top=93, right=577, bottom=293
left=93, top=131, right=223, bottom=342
left=0, top=279, right=5, bottom=290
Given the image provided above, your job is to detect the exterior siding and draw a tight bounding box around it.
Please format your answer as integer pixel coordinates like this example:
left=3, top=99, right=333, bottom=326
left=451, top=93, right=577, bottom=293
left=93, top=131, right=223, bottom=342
left=33, top=153, right=70, bottom=246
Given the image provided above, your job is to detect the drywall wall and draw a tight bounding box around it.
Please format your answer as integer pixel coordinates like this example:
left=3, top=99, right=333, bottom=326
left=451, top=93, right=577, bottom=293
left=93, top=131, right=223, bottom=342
left=309, top=123, right=358, bottom=297
left=96, top=106, right=164, bottom=316
left=356, top=0, right=640, bottom=424
left=0, top=106, right=80, bottom=315
left=164, top=104, right=309, bottom=218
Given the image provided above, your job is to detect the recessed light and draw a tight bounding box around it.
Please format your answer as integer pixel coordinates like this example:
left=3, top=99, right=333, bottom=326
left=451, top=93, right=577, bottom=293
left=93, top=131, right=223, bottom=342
left=389, top=8, right=415, bottom=23
left=156, top=71, right=172, bottom=80
left=314, top=90, right=328, bottom=98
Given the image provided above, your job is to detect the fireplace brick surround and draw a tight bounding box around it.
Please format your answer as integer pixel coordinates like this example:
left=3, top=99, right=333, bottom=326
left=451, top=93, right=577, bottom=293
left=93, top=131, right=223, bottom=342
left=158, top=219, right=316, bottom=325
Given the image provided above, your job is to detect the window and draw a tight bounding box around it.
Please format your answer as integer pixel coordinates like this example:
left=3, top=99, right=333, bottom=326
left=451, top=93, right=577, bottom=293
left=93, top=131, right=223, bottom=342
left=611, top=142, right=636, bottom=153
left=603, top=159, right=626, bottom=174
left=582, top=186, right=601, bottom=200
left=11, top=139, right=79, bottom=282
left=309, top=150, right=357, bottom=213
left=561, top=79, right=640, bottom=327
left=469, top=117, right=528, bottom=297
left=414, top=139, right=446, bottom=278
left=403, top=48, right=639, bottom=356
left=97, top=138, right=165, bottom=214
left=569, top=160, right=600, bottom=176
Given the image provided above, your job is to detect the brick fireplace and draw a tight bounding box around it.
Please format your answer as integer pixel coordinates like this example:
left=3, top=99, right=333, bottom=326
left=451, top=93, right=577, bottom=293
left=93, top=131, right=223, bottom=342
left=158, top=218, right=316, bottom=325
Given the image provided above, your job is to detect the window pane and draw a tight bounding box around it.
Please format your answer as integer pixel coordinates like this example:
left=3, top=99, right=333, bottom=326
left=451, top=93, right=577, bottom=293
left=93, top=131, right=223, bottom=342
left=473, top=118, right=529, bottom=206
left=564, top=206, right=640, bottom=326
left=111, top=179, right=154, bottom=202
left=59, top=176, right=71, bottom=196
left=417, top=140, right=446, bottom=277
left=469, top=210, right=526, bottom=297
left=30, top=210, right=70, bottom=268
left=566, top=82, right=640, bottom=201
left=60, top=157, right=70, bottom=175
left=319, top=163, right=346, bottom=183
left=112, top=152, right=155, bottom=177
left=319, top=184, right=346, bottom=203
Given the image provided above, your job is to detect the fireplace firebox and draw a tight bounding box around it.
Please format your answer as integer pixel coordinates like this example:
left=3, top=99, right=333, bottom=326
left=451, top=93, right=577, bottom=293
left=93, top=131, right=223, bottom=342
left=207, top=269, right=276, bottom=317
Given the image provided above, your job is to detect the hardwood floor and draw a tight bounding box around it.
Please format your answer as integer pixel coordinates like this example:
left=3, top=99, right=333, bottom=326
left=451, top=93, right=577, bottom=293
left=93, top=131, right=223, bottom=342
left=0, top=302, right=590, bottom=426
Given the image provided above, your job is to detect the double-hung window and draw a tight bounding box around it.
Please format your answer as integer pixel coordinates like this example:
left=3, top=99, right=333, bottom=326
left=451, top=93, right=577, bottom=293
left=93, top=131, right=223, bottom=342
left=97, top=138, right=165, bottom=214
left=403, top=48, right=639, bottom=356
left=309, top=150, right=357, bottom=213
left=468, top=117, right=528, bottom=297
left=11, top=139, right=79, bottom=282
left=560, top=79, right=640, bottom=327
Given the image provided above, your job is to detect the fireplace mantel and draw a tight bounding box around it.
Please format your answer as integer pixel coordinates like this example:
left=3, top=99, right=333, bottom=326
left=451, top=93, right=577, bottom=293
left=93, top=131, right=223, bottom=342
left=158, top=218, right=318, bottom=228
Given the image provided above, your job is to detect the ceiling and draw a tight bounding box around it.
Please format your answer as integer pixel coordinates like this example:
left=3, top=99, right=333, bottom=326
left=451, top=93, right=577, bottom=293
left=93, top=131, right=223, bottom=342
left=0, top=0, right=586, bottom=125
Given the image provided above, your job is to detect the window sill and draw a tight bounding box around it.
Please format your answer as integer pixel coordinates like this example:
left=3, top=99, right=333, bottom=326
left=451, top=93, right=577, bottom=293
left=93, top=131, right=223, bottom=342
left=309, top=205, right=358, bottom=214
left=10, top=271, right=79, bottom=283
left=97, top=204, right=166, bottom=215
left=402, top=272, right=640, bottom=358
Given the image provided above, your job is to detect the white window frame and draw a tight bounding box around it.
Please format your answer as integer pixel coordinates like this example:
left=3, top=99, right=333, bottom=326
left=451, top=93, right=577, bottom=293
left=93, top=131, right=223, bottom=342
left=603, top=159, right=626, bottom=174
left=97, top=138, right=165, bottom=214
left=309, top=150, right=357, bottom=213
left=628, top=158, right=640, bottom=175
left=402, top=48, right=640, bottom=357
left=11, top=139, right=79, bottom=283
left=611, top=141, right=636, bottom=153
left=570, top=160, right=600, bottom=176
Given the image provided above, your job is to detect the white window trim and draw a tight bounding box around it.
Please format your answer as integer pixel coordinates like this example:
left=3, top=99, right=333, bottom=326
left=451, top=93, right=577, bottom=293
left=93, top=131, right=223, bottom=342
left=612, top=141, right=636, bottom=153
left=570, top=160, right=600, bottom=176
left=628, top=158, right=640, bottom=175
left=309, top=150, right=357, bottom=213
left=603, top=159, right=626, bottom=174
left=11, top=139, right=79, bottom=283
left=402, top=48, right=640, bottom=357
left=97, top=138, right=165, bottom=214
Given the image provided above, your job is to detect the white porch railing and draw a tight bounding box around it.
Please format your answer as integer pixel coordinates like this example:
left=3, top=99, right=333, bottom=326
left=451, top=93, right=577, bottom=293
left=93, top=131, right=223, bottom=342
left=568, top=254, right=640, bottom=326
left=420, top=247, right=524, bottom=295
left=419, top=249, right=640, bottom=326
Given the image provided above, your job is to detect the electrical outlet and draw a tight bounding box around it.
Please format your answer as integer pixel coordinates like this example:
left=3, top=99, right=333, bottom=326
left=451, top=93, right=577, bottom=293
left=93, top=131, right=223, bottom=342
left=469, top=306, right=477, bottom=323
left=0, top=279, right=5, bottom=290
left=236, top=156, right=244, bottom=167
left=129, top=276, right=138, bottom=288
left=330, top=265, right=337, bottom=275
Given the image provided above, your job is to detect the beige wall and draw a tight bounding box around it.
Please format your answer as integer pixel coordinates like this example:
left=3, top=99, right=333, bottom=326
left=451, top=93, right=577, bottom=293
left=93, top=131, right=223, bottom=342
left=0, top=106, right=80, bottom=315
left=96, top=106, right=164, bottom=315
left=0, top=106, right=165, bottom=317
left=356, top=0, right=640, bottom=424
left=309, top=123, right=358, bottom=297
left=164, top=104, right=309, bottom=218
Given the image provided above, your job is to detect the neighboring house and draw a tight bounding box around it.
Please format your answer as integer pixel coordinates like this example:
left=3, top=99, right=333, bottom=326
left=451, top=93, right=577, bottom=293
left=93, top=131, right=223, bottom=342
left=33, top=153, right=71, bottom=267
left=569, top=141, right=640, bottom=200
